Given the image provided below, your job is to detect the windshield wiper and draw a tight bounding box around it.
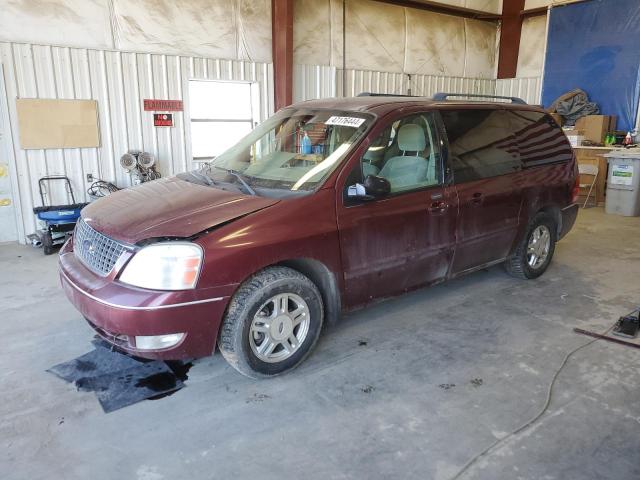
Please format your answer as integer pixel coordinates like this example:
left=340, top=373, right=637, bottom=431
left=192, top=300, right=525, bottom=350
left=213, top=165, right=256, bottom=196
left=190, top=167, right=216, bottom=186
left=192, top=171, right=214, bottom=186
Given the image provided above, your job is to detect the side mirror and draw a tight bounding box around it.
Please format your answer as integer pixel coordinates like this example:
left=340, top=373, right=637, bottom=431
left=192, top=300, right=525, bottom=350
left=347, top=175, right=391, bottom=201
left=363, top=174, right=391, bottom=197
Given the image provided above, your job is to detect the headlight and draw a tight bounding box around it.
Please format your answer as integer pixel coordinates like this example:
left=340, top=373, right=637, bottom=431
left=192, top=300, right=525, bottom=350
left=119, top=243, right=203, bottom=290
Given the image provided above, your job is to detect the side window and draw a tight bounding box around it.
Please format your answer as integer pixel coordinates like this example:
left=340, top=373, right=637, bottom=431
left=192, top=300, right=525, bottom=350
left=441, top=109, right=520, bottom=183
left=360, top=112, right=442, bottom=194
left=504, top=110, right=573, bottom=168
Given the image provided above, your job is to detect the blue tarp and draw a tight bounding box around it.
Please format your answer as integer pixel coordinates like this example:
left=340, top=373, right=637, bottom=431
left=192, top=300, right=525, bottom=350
left=542, top=0, right=640, bottom=132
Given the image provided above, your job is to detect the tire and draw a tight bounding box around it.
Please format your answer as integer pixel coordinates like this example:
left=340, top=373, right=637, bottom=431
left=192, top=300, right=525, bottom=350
left=218, top=266, right=324, bottom=378
left=505, top=212, right=557, bottom=279
left=42, top=232, right=54, bottom=255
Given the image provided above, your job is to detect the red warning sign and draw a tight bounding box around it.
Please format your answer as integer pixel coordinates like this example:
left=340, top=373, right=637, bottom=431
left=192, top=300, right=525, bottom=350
left=144, top=99, right=183, bottom=111
left=154, top=114, right=173, bottom=127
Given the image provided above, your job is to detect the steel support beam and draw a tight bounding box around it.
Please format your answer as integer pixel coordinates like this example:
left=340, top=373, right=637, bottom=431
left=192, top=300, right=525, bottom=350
left=373, top=0, right=500, bottom=21
left=272, top=0, right=294, bottom=110
left=497, top=0, right=526, bottom=79
left=521, top=6, right=548, bottom=18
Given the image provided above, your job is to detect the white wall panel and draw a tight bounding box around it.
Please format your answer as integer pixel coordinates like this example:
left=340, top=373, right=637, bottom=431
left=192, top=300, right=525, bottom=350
left=294, top=0, right=498, bottom=77
left=0, top=42, right=273, bottom=242
left=296, top=64, right=537, bottom=109
left=113, top=0, right=272, bottom=63
left=339, top=69, right=407, bottom=97
left=495, top=77, right=542, bottom=105
left=293, top=65, right=337, bottom=103
left=0, top=0, right=113, bottom=50
left=0, top=0, right=272, bottom=63
left=298, top=66, right=498, bottom=99
left=410, top=74, right=496, bottom=97
left=517, top=15, right=547, bottom=78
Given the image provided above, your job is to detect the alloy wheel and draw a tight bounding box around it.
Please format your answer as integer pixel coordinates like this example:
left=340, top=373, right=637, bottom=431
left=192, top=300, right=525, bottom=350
left=527, top=225, right=551, bottom=269
left=249, top=293, right=311, bottom=363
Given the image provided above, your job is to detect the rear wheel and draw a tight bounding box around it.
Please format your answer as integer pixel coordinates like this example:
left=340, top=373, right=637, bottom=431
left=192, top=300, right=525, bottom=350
left=505, top=212, right=556, bottom=279
left=218, top=266, right=324, bottom=378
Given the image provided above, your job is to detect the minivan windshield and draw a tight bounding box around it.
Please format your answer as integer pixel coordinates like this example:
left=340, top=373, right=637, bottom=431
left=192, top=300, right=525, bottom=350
left=200, top=109, right=372, bottom=195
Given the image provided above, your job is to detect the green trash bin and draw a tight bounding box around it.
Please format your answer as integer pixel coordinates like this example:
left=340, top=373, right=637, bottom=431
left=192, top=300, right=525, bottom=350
left=604, top=151, right=640, bottom=216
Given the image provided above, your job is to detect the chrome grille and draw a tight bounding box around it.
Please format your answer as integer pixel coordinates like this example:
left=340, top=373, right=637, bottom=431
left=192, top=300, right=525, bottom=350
left=74, top=219, right=126, bottom=276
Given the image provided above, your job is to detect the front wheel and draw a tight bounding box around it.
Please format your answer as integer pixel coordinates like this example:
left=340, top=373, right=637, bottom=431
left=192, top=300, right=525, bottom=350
left=218, top=266, right=324, bottom=378
left=505, top=212, right=557, bottom=279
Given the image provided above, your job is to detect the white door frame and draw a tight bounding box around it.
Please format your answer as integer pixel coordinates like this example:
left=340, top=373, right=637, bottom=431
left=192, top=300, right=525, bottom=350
left=0, top=63, right=23, bottom=243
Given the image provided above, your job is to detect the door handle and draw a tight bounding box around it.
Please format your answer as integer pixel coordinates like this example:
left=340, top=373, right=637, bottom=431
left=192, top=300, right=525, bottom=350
left=429, top=200, right=449, bottom=214
left=471, top=192, right=483, bottom=205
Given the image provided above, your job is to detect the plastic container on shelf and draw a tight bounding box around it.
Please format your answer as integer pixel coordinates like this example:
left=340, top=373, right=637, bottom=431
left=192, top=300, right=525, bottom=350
left=604, top=150, right=640, bottom=216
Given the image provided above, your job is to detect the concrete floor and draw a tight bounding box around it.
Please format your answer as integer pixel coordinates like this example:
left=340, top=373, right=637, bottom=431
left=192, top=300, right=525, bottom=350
left=1, top=207, right=639, bottom=480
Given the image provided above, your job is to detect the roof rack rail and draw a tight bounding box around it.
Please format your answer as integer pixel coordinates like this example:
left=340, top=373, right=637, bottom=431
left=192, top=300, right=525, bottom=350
left=357, top=92, right=417, bottom=97
left=433, top=92, right=527, bottom=105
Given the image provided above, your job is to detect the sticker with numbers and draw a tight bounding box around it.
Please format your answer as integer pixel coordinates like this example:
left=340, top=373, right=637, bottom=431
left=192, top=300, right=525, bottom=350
left=325, top=116, right=366, bottom=128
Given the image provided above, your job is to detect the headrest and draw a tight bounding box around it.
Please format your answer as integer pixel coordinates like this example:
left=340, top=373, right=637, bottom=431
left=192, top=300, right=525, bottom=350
left=397, top=124, right=426, bottom=152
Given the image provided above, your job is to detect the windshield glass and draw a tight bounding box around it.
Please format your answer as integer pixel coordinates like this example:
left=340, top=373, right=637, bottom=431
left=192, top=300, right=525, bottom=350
left=206, top=109, right=372, bottom=193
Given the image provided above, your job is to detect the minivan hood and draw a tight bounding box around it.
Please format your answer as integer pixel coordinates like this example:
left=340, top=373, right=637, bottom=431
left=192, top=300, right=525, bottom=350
left=82, top=176, right=279, bottom=244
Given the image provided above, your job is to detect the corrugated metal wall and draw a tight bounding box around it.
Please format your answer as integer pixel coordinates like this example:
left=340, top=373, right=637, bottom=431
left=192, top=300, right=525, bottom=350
left=0, top=42, right=273, bottom=241
left=495, top=77, right=542, bottom=105
left=295, top=65, right=541, bottom=106
left=409, top=74, right=496, bottom=98
left=1, top=42, right=543, bottom=244
left=293, top=64, right=337, bottom=102
left=339, top=69, right=497, bottom=97
left=339, top=69, right=405, bottom=96
left=294, top=65, right=497, bottom=102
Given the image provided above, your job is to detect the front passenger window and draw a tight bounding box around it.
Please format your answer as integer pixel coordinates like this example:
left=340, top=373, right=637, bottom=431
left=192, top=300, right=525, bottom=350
left=360, top=113, right=441, bottom=194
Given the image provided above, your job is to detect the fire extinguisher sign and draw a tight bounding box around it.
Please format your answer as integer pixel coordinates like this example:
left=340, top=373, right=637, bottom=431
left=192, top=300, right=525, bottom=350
left=153, top=114, right=173, bottom=127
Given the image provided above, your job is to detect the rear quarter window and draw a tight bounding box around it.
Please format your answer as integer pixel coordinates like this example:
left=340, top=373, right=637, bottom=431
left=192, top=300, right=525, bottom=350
left=440, top=109, right=520, bottom=183
left=504, top=110, right=573, bottom=168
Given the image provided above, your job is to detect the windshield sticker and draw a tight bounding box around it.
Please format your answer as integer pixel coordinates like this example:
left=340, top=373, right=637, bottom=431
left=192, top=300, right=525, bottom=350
left=325, top=116, right=366, bottom=128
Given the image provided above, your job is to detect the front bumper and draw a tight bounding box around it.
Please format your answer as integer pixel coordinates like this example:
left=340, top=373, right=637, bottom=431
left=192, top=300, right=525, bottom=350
left=59, top=240, right=233, bottom=360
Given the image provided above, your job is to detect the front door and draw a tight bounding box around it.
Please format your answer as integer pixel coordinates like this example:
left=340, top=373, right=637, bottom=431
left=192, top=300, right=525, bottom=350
left=439, top=108, right=523, bottom=273
left=336, top=110, right=457, bottom=308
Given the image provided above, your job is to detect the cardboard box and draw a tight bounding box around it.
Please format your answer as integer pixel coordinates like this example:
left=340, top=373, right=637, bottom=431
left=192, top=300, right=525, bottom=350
left=550, top=113, right=563, bottom=126
left=574, top=115, right=617, bottom=144
left=565, top=129, right=585, bottom=147
left=574, top=146, right=613, bottom=205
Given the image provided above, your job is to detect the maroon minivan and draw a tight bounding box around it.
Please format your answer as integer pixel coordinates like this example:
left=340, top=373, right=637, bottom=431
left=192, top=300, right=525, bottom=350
left=59, top=93, right=579, bottom=378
